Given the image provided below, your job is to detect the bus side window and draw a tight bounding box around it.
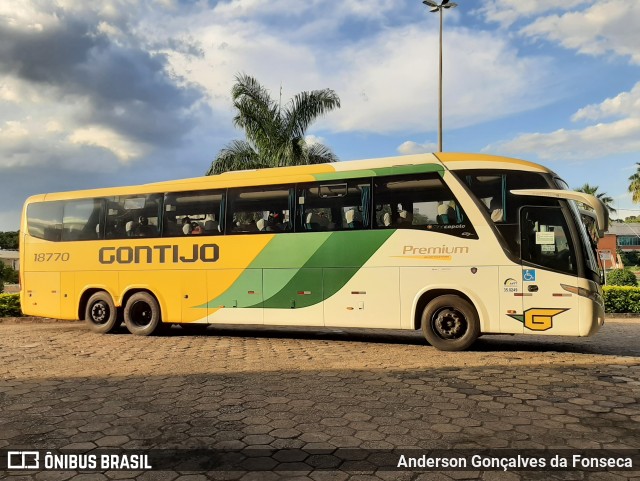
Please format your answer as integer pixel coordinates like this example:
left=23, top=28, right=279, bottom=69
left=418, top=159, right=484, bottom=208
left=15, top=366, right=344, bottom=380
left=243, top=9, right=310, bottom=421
left=27, top=201, right=64, bottom=242
left=162, top=190, right=224, bottom=238
left=106, top=194, right=161, bottom=239
left=374, top=174, right=470, bottom=232
left=61, top=199, right=104, bottom=241
left=297, top=181, right=370, bottom=232
left=227, top=186, right=292, bottom=235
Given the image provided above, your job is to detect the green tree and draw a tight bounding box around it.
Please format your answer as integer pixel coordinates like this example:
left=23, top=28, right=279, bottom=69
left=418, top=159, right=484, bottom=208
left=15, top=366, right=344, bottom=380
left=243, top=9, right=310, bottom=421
left=207, top=74, right=341, bottom=175
left=575, top=183, right=616, bottom=215
left=628, top=163, right=640, bottom=203
left=607, top=269, right=638, bottom=287
left=0, top=231, right=19, bottom=250
left=0, top=264, right=19, bottom=284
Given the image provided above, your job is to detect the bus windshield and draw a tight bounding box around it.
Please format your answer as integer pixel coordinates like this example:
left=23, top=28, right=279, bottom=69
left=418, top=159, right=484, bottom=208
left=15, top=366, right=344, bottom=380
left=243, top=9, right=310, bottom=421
left=554, top=178, right=601, bottom=278
left=454, top=169, right=600, bottom=280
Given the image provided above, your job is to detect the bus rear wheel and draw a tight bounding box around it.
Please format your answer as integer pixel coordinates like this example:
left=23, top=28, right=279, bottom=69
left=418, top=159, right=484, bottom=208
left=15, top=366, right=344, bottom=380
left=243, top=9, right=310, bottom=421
left=85, top=292, right=119, bottom=334
left=124, top=292, right=161, bottom=336
left=421, top=295, right=479, bottom=351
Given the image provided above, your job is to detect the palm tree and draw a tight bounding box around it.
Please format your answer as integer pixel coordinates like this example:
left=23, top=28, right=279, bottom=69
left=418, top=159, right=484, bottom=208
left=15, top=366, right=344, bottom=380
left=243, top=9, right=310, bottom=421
left=575, top=183, right=617, bottom=215
left=207, top=74, right=341, bottom=175
left=629, top=163, right=640, bottom=203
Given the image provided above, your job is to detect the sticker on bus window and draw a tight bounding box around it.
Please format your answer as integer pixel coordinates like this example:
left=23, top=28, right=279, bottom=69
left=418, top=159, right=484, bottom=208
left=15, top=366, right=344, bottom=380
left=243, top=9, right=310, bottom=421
left=535, top=232, right=555, bottom=244
left=541, top=244, right=555, bottom=253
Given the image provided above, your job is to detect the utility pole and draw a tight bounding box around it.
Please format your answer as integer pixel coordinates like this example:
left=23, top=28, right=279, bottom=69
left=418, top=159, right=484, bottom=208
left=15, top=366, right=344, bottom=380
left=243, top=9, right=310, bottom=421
left=422, top=0, right=458, bottom=152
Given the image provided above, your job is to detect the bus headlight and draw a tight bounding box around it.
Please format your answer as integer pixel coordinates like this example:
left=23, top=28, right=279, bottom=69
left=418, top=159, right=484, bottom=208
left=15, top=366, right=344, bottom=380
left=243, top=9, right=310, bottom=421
left=561, top=283, right=603, bottom=306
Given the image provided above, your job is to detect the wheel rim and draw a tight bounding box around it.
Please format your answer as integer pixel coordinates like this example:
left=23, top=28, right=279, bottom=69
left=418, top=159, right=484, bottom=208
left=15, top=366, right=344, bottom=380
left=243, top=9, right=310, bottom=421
left=432, top=307, right=468, bottom=340
left=129, top=300, right=153, bottom=328
left=90, top=301, right=110, bottom=325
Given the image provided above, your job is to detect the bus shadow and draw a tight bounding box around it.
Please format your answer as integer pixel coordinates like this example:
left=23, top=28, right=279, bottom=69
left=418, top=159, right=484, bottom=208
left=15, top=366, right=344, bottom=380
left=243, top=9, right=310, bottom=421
left=105, top=322, right=640, bottom=357
left=473, top=333, right=640, bottom=357
left=162, top=323, right=427, bottom=346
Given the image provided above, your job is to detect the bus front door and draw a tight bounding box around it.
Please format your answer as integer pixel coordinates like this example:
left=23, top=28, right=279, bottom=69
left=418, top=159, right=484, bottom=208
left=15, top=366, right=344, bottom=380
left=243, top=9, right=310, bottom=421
left=519, top=206, right=579, bottom=336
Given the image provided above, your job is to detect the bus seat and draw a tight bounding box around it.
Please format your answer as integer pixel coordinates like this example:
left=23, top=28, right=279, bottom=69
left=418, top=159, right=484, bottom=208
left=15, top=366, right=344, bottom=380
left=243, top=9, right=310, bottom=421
left=204, top=215, right=218, bottom=233
left=490, top=197, right=504, bottom=223
left=126, top=220, right=138, bottom=237
left=305, top=212, right=320, bottom=231
left=345, top=209, right=361, bottom=229
left=256, top=219, right=266, bottom=231
left=397, top=210, right=413, bottom=226
left=383, top=213, right=392, bottom=226
left=345, top=209, right=355, bottom=228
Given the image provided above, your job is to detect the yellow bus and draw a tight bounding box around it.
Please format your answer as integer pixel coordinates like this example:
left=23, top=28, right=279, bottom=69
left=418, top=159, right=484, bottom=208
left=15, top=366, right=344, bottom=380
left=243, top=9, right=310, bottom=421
left=20, top=153, right=608, bottom=351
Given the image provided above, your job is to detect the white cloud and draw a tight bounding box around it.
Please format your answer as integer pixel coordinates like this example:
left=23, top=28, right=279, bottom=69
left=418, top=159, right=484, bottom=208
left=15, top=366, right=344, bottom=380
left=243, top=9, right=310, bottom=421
left=0, top=1, right=206, bottom=176
left=134, top=0, right=558, bottom=138
left=480, top=0, right=640, bottom=66
left=397, top=140, right=437, bottom=155
left=327, top=26, right=553, bottom=134
left=0, top=75, right=48, bottom=104
left=476, top=0, right=593, bottom=27
left=0, top=114, right=140, bottom=171
left=573, top=82, right=640, bottom=122
left=69, top=126, right=147, bottom=162
left=208, top=0, right=396, bottom=23
left=0, top=1, right=59, bottom=31
left=304, top=135, right=325, bottom=146
left=517, top=0, right=640, bottom=65
left=485, top=82, right=640, bottom=160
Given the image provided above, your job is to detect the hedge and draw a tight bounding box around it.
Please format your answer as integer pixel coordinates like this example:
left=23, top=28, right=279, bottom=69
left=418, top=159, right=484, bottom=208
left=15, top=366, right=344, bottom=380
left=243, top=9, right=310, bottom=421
left=1, top=288, right=640, bottom=317
left=602, top=286, right=640, bottom=313
left=0, top=294, right=22, bottom=317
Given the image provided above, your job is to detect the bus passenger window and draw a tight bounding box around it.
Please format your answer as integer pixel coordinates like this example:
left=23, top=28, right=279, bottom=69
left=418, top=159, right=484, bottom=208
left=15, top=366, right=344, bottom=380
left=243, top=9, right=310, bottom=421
left=27, top=201, right=64, bottom=242
left=62, top=199, right=104, bottom=241
left=163, top=190, right=225, bottom=238
left=297, top=181, right=370, bottom=232
left=227, top=186, right=292, bottom=235
left=373, top=173, right=475, bottom=238
left=106, top=194, right=161, bottom=239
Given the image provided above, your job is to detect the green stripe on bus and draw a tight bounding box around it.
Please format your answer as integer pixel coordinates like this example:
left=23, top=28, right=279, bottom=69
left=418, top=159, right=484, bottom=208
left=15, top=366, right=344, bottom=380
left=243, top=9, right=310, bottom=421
left=199, top=230, right=396, bottom=310
left=197, top=233, right=332, bottom=309
left=258, top=230, right=395, bottom=309
left=312, top=163, right=443, bottom=181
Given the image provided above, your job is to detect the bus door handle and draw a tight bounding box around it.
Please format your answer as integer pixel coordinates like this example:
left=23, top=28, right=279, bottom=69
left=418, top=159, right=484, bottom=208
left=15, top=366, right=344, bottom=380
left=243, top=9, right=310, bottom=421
left=528, top=285, right=539, bottom=292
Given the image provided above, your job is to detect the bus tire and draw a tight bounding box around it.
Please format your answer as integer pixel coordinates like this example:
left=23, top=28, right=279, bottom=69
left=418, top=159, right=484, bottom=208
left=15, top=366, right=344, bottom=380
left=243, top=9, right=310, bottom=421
left=85, top=292, right=119, bottom=334
left=421, top=295, right=480, bottom=351
left=124, top=292, right=161, bottom=336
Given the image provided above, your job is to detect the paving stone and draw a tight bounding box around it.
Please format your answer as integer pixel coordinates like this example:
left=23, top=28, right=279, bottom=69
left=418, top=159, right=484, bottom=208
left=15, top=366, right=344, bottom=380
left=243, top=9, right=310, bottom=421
left=0, top=320, right=639, bottom=480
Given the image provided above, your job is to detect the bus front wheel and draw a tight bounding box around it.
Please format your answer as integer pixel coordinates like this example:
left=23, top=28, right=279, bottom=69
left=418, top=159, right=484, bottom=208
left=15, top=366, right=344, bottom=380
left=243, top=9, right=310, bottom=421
left=421, top=295, right=479, bottom=351
left=85, top=292, right=119, bottom=334
left=124, top=292, right=161, bottom=336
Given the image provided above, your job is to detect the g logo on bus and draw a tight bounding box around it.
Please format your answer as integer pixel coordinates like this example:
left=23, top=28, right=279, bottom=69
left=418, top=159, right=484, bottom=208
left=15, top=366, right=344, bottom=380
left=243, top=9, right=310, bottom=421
left=508, top=308, right=568, bottom=331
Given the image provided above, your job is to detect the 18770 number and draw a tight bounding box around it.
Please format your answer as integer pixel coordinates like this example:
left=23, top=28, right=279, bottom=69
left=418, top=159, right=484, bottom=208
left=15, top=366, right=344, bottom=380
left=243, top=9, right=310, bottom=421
left=34, top=253, right=70, bottom=262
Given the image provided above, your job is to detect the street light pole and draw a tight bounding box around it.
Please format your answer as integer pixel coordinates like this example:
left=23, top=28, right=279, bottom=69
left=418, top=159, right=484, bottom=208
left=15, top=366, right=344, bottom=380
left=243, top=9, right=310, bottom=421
left=423, top=0, right=457, bottom=152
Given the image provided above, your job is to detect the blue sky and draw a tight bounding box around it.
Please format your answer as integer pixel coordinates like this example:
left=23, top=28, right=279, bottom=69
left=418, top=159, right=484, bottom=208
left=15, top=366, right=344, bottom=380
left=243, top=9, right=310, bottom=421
left=1, top=0, right=639, bottom=230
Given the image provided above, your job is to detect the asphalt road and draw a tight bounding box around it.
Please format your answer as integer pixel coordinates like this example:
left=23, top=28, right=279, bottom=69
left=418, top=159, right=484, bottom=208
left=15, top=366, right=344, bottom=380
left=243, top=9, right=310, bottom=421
left=0, top=318, right=639, bottom=480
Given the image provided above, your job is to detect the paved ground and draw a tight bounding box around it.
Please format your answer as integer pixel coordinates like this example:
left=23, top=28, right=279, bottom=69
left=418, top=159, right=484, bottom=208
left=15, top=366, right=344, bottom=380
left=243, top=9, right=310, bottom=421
left=0, top=318, right=639, bottom=480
